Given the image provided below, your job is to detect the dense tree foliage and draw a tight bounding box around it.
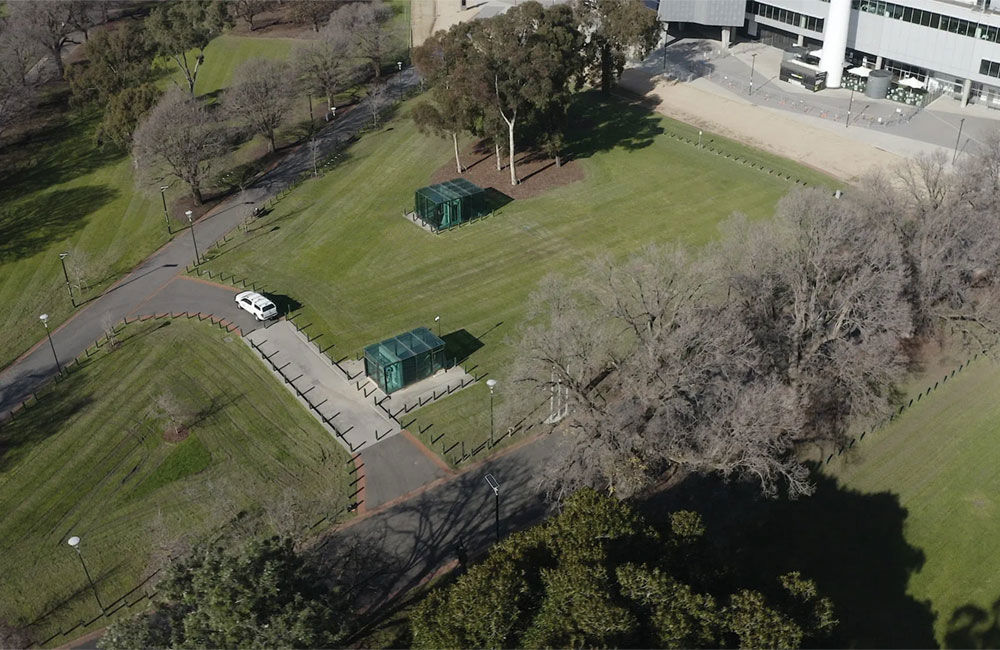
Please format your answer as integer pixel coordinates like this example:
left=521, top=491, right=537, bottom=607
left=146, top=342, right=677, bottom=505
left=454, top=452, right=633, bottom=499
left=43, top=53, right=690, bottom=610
left=574, top=0, right=660, bottom=93
left=147, top=0, right=232, bottom=96
left=100, top=537, right=350, bottom=650
left=414, top=2, right=585, bottom=185
left=411, top=489, right=835, bottom=648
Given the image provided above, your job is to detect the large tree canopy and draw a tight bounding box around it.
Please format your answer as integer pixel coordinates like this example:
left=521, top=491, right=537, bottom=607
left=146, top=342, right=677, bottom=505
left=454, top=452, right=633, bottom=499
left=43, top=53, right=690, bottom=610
left=411, top=488, right=835, bottom=649
left=147, top=0, right=231, bottom=96
left=99, top=537, right=351, bottom=649
left=575, top=0, right=660, bottom=93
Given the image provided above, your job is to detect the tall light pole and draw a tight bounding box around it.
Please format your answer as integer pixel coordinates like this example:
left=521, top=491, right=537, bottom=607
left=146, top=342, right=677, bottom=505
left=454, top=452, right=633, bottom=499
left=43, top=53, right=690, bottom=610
left=846, top=87, right=855, bottom=127
left=186, top=210, right=200, bottom=265
left=434, top=315, right=441, bottom=338
left=39, top=314, right=61, bottom=374
left=58, top=252, right=75, bottom=307
left=484, top=473, right=500, bottom=542
left=159, top=185, right=172, bottom=234
left=749, top=52, right=758, bottom=96
left=953, top=117, right=966, bottom=164
left=661, top=22, right=668, bottom=72
left=67, top=536, right=105, bottom=614
left=486, top=378, right=497, bottom=447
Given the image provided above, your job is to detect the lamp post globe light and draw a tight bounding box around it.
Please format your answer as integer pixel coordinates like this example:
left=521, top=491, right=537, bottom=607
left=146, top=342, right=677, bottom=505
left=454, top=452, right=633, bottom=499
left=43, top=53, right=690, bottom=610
left=58, top=251, right=75, bottom=307
left=434, top=315, right=441, bottom=337
left=67, top=535, right=105, bottom=613
left=186, top=210, right=200, bottom=264
left=486, top=379, right=497, bottom=447
left=749, top=52, right=758, bottom=96
left=39, top=314, right=61, bottom=374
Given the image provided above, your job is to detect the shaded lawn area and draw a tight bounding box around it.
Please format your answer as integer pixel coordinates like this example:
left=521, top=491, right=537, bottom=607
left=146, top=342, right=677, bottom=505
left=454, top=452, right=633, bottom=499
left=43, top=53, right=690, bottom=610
left=0, top=319, right=352, bottom=646
left=192, top=90, right=834, bottom=465
left=0, top=104, right=166, bottom=371
left=825, top=356, right=1000, bottom=647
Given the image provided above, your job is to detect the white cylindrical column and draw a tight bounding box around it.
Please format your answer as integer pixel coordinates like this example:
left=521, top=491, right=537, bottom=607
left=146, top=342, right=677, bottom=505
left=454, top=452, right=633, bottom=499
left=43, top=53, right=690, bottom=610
left=820, top=0, right=851, bottom=88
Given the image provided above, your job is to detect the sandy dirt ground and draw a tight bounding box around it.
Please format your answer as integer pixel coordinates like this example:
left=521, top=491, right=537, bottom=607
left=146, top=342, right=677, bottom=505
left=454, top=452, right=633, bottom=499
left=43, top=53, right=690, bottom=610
left=413, top=0, right=924, bottom=183
left=618, top=71, right=906, bottom=183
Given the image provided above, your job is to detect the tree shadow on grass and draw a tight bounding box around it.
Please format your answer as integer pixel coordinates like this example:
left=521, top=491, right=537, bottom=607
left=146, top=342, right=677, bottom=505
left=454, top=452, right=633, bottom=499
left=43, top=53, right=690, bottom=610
left=441, top=329, right=483, bottom=366
left=945, top=600, right=1000, bottom=648
left=641, top=470, right=938, bottom=648
left=563, top=91, right=664, bottom=162
left=0, top=185, right=119, bottom=264
left=0, top=388, right=93, bottom=473
left=0, top=111, right=125, bottom=205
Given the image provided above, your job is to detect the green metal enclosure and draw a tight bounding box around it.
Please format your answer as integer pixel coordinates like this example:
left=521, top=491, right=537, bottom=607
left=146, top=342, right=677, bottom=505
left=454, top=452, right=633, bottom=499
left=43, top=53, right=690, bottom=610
left=364, top=327, right=446, bottom=394
left=414, top=178, right=488, bottom=230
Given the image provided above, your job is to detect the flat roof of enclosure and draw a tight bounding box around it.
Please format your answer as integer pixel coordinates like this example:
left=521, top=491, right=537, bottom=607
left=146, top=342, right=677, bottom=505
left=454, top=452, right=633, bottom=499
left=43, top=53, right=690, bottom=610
left=364, top=327, right=445, bottom=365
left=416, top=178, right=484, bottom=204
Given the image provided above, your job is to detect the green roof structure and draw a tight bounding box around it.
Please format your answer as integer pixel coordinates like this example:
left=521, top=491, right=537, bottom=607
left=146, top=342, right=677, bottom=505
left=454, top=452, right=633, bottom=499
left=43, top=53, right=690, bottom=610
left=364, top=327, right=446, bottom=394
left=414, top=178, right=488, bottom=231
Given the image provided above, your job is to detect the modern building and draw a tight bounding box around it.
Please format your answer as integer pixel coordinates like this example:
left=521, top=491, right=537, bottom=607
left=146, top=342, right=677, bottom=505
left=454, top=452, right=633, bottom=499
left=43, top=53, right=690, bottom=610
left=658, top=0, right=1000, bottom=107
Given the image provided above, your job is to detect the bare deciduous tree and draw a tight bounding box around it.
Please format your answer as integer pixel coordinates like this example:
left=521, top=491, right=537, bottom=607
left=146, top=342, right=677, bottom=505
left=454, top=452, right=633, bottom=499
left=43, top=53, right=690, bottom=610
left=330, top=0, right=396, bottom=79
left=510, top=188, right=917, bottom=501
left=6, top=0, right=78, bottom=79
left=156, top=390, right=194, bottom=439
left=229, top=0, right=273, bottom=31
left=133, top=90, right=227, bottom=205
left=224, top=58, right=294, bottom=153
left=293, top=23, right=362, bottom=110
left=368, top=79, right=386, bottom=127
left=290, top=0, right=337, bottom=33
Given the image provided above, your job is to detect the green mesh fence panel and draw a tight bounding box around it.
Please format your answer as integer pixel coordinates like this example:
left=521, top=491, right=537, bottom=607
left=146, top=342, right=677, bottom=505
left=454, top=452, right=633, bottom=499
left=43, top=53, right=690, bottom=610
left=414, top=178, right=488, bottom=230
left=364, top=327, right=446, bottom=394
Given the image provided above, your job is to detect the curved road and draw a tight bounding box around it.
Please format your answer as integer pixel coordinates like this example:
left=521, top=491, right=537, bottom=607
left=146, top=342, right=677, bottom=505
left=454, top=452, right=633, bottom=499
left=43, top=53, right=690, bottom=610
left=0, top=69, right=418, bottom=417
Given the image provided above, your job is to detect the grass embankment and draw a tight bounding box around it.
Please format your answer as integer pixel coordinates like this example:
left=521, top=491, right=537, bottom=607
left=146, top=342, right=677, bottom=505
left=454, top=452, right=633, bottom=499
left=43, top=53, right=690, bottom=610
left=193, top=90, right=833, bottom=465
left=0, top=319, right=352, bottom=645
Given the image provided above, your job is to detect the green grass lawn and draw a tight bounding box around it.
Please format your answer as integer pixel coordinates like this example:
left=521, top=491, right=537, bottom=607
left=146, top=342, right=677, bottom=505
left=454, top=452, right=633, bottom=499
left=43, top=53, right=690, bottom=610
left=193, top=91, right=833, bottom=465
left=0, top=34, right=306, bottom=371
left=825, top=354, right=1000, bottom=647
left=0, top=319, right=351, bottom=646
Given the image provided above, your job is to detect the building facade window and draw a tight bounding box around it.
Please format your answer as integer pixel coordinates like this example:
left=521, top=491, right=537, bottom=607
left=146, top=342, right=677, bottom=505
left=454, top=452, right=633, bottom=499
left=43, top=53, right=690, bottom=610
left=748, top=2, right=824, bottom=33
left=981, top=59, right=1000, bottom=78
left=852, top=0, right=1000, bottom=44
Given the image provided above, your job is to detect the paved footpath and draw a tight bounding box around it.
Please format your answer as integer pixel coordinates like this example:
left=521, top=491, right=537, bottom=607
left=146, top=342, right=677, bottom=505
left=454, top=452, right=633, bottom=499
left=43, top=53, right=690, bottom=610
left=0, top=69, right=418, bottom=417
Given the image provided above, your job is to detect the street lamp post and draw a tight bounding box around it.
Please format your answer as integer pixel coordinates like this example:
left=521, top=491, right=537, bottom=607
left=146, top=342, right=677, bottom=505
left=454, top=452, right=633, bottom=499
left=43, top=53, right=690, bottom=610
left=58, top=252, right=75, bottom=307
left=67, top=536, right=105, bottom=614
left=486, top=378, right=497, bottom=447
left=186, top=210, right=200, bottom=265
left=749, top=52, right=758, bottom=96
left=434, top=315, right=441, bottom=338
left=159, top=185, right=172, bottom=234
left=846, top=87, right=855, bottom=127
left=953, top=117, right=966, bottom=164
left=39, top=314, right=61, bottom=374
left=484, top=473, right=500, bottom=542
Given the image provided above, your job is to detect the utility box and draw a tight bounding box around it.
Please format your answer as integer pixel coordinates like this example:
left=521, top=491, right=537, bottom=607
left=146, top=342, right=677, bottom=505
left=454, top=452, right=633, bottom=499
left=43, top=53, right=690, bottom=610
left=364, top=327, right=446, bottom=394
